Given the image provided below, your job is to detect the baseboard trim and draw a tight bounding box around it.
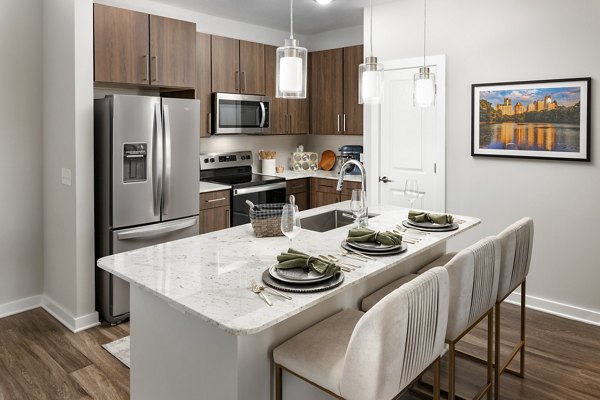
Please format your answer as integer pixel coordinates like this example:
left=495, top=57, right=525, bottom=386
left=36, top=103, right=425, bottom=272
left=42, top=296, right=100, bottom=333
left=0, top=295, right=43, bottom=319
left=506, top=292, right=600, bottom=327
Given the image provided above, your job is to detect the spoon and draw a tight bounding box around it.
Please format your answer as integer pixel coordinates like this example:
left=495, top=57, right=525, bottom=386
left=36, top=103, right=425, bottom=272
left=250, top=282, right=272, bottom=306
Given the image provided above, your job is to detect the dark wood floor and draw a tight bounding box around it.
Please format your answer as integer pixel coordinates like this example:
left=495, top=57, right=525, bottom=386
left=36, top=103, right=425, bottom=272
left=0, top=304, right=598, bottom=399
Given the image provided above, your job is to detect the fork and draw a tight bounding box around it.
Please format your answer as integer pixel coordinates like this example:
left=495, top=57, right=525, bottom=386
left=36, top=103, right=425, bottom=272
left=327, top=255, right=361, bottom=269
left=319, top=255, right=353, bottom=271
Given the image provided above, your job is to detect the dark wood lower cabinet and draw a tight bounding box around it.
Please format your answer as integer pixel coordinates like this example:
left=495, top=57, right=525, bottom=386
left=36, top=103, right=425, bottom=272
left=199, top=190, right=231, bottom=234
left=286, top=179, right=310, bottom=211
left=310, top=178, right=361, bottom=208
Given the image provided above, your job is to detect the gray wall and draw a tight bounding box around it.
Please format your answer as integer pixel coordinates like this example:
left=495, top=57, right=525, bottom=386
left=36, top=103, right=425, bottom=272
left=371, top=0, right=599, bottom=318
left=0, top=1, right=44, bottom=309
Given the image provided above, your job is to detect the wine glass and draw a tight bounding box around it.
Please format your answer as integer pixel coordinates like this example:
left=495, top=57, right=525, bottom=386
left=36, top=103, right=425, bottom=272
left=281, top=204, right=301, bottom=247
left=350, top=189, right=366, bottom=226
left=405, top=179, right=420, bottom=209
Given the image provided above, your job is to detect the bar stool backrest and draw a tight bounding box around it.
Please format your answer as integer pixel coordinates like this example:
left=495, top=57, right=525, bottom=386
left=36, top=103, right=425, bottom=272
left=496, top=218, right=534, bottom=302
left=340, top=267, right=449, bottom=400
left=444, top=236, right=500, bottom=341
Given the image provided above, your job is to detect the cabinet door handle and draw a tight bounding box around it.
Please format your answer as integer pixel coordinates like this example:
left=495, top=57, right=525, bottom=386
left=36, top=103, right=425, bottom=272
left=289, top=186, right=305, bottom=191
left=235, top=71, right=239, bottom=91
left=208, top=112, right=212, bottom=134
left=151, top=56, right=158, bottom=82
left=226, top=208, right=231, bottom=228
left=142, top=55, right=149, bottom=82
left=206, top=197, right=227, bottom=203
left=343, top=114, right=347, bottom=132
left=337, top=114, right=340, bottom=132
left=242, top=71, right=246, bottom=92
left=289, top=115, right=293, bottom=133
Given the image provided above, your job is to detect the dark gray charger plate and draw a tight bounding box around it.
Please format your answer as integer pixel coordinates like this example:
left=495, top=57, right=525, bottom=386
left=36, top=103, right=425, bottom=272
left=262, top=269, right=344, bottom=293
left=341, top=240, right=408, bottom=256
left=402, top=220, right=459, bottom=232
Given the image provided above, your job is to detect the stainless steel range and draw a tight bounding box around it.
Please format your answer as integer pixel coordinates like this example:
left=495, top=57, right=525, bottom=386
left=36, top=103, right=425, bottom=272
left=200, top=151, right=286, bottom=226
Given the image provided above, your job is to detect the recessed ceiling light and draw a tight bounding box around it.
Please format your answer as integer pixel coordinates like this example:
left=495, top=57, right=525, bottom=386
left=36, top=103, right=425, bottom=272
left=314, top=0, right=334, bottom=5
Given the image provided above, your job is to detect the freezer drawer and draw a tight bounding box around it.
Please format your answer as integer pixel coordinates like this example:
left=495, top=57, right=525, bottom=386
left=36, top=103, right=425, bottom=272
left=98, top=216, right=199, bottom=324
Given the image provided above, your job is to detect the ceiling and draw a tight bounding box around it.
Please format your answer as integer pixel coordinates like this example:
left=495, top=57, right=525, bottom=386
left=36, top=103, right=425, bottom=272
left=160, top=0, right=390, bottom=35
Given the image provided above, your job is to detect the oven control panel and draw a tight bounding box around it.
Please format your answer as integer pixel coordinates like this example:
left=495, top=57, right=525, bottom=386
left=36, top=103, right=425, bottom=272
left=200, top=151, right=253, bottom=170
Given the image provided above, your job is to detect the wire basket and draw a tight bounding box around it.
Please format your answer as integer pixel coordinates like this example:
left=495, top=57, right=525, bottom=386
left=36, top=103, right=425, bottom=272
left=249, top=203, right=285, bottom=238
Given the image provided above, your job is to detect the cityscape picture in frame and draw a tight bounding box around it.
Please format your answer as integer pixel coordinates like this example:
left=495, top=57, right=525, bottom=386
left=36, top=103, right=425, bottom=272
left=472, top=77, right=591, bottom=161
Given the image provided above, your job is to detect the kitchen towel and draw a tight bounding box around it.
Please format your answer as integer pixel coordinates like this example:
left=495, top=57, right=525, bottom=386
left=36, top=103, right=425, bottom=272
left=276, top=248, right=340, bottom=277
left=346, top=228, right=402, bottom=246
left=408, top=210, right=454, bottom=225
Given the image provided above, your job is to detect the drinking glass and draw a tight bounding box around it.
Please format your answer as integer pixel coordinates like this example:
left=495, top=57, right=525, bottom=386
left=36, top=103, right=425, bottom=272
left=350, top=189, right=366, bottom=225
left=281, top=204, right=301, bottom=247
left=405, top=179, right=420, bottom=209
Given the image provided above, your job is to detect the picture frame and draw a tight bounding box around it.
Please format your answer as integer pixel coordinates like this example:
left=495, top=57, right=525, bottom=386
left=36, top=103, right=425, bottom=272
left=471, top=77, right=591, bottom=161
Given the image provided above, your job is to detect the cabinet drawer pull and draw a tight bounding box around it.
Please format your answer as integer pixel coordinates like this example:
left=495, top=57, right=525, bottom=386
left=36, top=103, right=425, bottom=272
left=289, top=186, right=305, bottom=191
left=235, top=71, right=239, bottom=91
left=337, top=114, right=340, bottom=132
left=343, top=114, right=347, bottom=132
left=206, top=197, right=227, bottom=203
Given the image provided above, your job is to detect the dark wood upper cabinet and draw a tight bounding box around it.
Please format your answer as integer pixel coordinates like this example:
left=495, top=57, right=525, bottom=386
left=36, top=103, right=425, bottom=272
left=310, top=48, right=344, bottom=135
left=211, top=36, right=265, bottom=95
left=343, top=45, right=364, bottom=135
left=309, top=45, right=364, bottom=135
left=264, top=45, right=287, bottom=134
left=196, top=33, right=212, bottom=138
left=149, top=15, right=196, bottom=88
left=211, top=36, right=240, bottom=93
left=94, top=4, right=195, bottom=89
left=94, top=4, right=149, bottom=85
left=264, top=45, right=309, bottom=134
left=239, top=40, right=265, bottom=95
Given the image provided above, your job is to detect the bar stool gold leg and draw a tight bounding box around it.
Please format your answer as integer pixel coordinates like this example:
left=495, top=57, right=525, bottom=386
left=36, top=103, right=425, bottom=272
left=520, top=280, right=526, bottom=378
left=494, top=305, right=500, bottom=400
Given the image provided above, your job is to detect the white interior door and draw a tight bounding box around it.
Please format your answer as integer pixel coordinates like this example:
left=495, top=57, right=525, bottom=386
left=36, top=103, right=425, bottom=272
left=377, top=58, right=445, bottom=212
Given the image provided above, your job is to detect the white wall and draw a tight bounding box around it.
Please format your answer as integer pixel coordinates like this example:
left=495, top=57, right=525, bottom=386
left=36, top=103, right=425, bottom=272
left=306, top=25, right=363, bottom=52
left=0, top=0, right=44, bottom=315
left=43, top=0, right=98, bottom=331
left=369, top=0, right=600, bottom=322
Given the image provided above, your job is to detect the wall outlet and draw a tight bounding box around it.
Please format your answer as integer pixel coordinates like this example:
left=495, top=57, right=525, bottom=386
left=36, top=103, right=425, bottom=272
left=61, top=168, right=72, bottom=186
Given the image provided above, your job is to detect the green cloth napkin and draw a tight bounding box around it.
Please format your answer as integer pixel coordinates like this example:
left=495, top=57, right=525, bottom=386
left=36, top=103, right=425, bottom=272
left=408, top=210, right=454, bottom=225
left=346, top=228, right=402, bottom=246
left=276, top=248, right=340, bottom=277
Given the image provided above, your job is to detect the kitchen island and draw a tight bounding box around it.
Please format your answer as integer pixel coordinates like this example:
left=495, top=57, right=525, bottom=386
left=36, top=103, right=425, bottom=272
left=98, top=203, right=480, bottom=400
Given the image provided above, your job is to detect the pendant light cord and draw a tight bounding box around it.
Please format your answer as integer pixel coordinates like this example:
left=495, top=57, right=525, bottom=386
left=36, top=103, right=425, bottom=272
left=423, top=0, right=426, bottom=68
left=290, top=0, right=294, bottom=39
left=369, top=0, right=373, bottom=57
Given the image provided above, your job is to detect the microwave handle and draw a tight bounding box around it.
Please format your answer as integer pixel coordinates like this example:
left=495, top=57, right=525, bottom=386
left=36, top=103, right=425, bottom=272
left=259, top=102, right=266, bottom=128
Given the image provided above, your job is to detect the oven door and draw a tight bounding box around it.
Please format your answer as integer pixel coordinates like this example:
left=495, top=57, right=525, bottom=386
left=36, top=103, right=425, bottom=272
left=231, top=182, right=286, bottom=226
left=212, top=93, right=270, bottom=134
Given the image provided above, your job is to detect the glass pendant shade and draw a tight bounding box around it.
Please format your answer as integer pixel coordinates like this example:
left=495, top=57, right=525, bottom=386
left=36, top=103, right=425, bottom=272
left=359, top=57, right=384, bottom=104
left=276, top=39, right=307, bottom=99
left=413, top=66, right=436, bottom=107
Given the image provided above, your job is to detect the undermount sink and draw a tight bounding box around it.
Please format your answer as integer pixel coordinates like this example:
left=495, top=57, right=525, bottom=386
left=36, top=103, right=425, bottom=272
left=301, top=209, right=377, bottom=233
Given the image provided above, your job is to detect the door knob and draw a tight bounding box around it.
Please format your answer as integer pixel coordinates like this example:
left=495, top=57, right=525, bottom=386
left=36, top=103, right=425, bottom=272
left=379, top=176, right=393, bottom=183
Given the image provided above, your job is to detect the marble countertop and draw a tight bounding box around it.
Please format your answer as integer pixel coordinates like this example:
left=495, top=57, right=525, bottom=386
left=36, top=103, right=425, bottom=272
left=98, top=203, right=480, bottom=336
left=257, top=169, right=362, bottom=182
left=199, top=181, right=231, bottom=194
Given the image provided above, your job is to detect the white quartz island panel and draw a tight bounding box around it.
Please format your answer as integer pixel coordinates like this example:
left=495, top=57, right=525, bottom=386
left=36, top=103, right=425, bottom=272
left=98, top=203, right=480, bottom=400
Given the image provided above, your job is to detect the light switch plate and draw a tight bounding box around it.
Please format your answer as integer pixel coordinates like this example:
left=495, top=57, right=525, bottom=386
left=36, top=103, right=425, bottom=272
left=61, top=168, right=72, bottom=186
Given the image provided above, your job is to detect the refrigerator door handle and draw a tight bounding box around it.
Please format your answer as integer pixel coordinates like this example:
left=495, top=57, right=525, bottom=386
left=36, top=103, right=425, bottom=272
left=116, top=216, right=198, bottom=240
left=154, top=103, right=164, bottom=217
left=163, top=104, right=172, bottom=215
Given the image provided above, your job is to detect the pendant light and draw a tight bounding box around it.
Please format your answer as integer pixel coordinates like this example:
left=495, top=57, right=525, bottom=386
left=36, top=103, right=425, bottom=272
left=413, top=0, right=436, bottom=107
left=276, top=0, right=307, bottom=99
left=358, top=0, right=383, bottom=104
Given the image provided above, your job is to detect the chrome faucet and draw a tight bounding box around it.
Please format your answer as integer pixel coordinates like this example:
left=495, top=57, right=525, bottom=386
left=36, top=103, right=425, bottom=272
left=337, top=159, right=368, bottom=227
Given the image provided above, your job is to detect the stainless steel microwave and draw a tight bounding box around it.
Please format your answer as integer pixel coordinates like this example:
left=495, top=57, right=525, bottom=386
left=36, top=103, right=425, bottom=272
left=212, top=93, right=270, bottom=134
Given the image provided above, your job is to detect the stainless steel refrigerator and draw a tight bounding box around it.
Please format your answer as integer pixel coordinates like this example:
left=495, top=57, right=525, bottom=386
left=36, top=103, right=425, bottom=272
left=94, top=95, right=200, bottom=324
